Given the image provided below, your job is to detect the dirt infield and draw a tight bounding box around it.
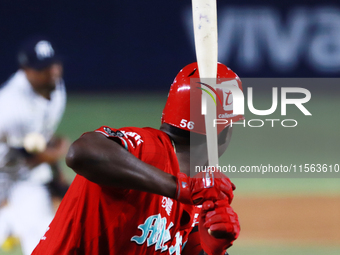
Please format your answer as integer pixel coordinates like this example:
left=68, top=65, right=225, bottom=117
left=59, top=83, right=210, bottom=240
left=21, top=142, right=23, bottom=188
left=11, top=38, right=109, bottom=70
left=232, top=196, right=340, bottom=246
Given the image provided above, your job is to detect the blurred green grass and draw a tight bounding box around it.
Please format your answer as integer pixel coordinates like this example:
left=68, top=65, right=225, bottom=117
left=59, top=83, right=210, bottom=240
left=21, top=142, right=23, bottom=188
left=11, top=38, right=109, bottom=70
left=2, top=92, right=339, bottom=255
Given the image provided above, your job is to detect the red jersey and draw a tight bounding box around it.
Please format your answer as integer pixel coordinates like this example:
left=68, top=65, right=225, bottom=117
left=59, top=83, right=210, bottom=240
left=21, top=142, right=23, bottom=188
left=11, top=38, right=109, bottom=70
left=32, top=126, right=200, bottom=255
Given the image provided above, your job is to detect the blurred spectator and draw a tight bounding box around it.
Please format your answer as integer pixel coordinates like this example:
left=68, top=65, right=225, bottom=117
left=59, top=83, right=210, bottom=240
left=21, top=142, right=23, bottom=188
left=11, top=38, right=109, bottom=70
left=0, top=36, right=69, bottom=255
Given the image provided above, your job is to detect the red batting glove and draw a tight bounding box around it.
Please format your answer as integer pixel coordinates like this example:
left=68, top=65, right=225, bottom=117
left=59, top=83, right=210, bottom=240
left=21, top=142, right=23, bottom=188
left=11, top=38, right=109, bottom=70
left=199, top=200, right=240, bottom=255
left=175, top=172, right=235, bottom=205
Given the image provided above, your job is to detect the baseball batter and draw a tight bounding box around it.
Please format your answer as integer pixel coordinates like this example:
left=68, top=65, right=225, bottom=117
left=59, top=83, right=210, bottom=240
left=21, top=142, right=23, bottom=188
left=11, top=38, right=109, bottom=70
left=32, top=62, right=243, bottom=255
left=0, top=37, right=69, bottom=255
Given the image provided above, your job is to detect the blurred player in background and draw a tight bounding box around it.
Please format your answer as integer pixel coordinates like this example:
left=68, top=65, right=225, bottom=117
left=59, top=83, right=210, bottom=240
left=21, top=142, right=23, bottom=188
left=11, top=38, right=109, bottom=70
left=0, top=36, right=69, bottom=255
left=33, top=62, right=243, bottom=255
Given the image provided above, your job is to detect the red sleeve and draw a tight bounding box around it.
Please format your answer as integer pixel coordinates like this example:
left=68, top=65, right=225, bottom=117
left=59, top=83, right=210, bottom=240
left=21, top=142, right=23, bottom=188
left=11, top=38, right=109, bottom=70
left=93, top=126, right=175, bottom=175
left=93, top=126, right=144, bottom=154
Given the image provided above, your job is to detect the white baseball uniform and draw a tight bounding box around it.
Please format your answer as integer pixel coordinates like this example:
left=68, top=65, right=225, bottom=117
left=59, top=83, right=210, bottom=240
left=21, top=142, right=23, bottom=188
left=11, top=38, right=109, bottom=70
left=0, top=69, right=66, bottom=255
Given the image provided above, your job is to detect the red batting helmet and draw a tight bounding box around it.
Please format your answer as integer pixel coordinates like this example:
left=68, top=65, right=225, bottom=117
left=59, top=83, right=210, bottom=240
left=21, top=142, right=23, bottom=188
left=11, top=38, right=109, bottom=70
left=161, top=62, right=244, bottom=135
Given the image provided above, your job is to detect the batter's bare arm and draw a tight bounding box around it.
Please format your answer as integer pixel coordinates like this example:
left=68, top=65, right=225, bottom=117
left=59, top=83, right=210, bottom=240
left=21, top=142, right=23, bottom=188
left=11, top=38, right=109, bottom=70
left=66, top=131, right=234, bottom=205
left=66, top=132, right=178, bottom=198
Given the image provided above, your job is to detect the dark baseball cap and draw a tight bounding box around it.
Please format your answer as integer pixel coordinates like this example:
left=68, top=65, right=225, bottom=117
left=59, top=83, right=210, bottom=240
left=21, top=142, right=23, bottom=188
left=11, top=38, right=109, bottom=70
left=17, top=36, right=62, bottom=70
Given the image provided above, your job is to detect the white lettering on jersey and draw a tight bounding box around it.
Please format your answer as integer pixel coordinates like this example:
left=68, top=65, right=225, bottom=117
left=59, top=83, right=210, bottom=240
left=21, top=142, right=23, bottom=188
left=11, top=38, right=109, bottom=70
left=169, top=232, right=182, bottom=255
left=192, top=205, right=201, bottom=227
left=131, top=214, right=183, bottom=254
left=122, top=131, right=144, bottom=147
left=162, top=197, right=173, bottom=216
left=192, top=213, right=200, bottom=227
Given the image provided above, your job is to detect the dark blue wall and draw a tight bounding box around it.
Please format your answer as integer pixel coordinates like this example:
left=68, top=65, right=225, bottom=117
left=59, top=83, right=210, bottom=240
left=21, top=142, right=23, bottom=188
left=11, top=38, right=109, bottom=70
left=1, top=0, right=339, bottom=91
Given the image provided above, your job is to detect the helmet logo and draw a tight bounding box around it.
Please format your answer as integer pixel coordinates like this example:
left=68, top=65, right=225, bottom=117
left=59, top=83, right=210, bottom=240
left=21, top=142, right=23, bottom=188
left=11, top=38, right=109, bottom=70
left=223, top=89, right=233, bottom=111
left=224, top=90, right=233, bottom=107
left=196, top=82, right=223, bottom=106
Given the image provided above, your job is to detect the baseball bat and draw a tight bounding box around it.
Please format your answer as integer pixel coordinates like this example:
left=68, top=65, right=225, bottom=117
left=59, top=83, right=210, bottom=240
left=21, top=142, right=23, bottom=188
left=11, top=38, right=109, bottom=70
left=192, top=0, right=218, bottom=188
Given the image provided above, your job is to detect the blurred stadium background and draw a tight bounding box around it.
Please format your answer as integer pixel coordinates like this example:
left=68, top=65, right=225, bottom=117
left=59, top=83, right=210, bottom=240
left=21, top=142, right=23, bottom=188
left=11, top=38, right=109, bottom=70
left=1, top=0, right=339, bottom=254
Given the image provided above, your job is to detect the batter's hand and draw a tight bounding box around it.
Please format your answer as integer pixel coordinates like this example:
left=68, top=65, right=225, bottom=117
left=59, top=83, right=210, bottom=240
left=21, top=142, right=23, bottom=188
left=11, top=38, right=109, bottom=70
left=175, top=172, right=235, bottom=205
left=199, top=200, right=240, bottom=255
